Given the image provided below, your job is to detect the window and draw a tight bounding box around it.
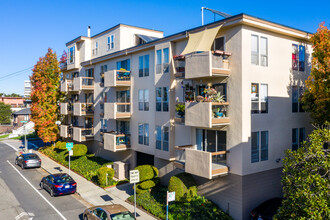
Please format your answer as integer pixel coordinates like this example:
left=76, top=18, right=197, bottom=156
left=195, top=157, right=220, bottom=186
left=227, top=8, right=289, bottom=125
left=107, top=35, right=114, bottom=50
left=116, top=59, right=130, bottom=71
left=116, top=121, right=130, bottom=134
left=138, top=89, right=149, bottom=111
left=100, top=119, right=107, bottom=132
left=163, top=48, right=169, bottom=73
left=251, top=83, right=268, bottom=114
left=68, top=46, right=75, bottom=64
left=116, top=90, right=130, bottom=103
left=292, top=86, right=305, bottom=112
left=138, top=123, right=149, bottom=145
left=213, top=37, right=225, bottom=51
left=260, top=131, right=268, bottom=161
left=93, top=42, right=98, bottom=55
left=163, top=87, right=169, bottom=112
left=251, top=132, right=259, bottom=163
left=156, top=88, right=162, bottom=111
left=100, top=65, right=107, bottom=86
left=156, top=50, right=162, bottom=74
left=251, top=131, right=269, bottom=163
left=292, top=127, right=305, bottom=150
left=138, top=55, right=150, bottom=77
left=251, top=35, right=268, bottom=66
left=292, top=44, right=305, bottom=71
left=163, top=126, right=169, bottom=151
left=85, top=68, right=94, bottom=78
left=156, top=126, right=161, bottom=150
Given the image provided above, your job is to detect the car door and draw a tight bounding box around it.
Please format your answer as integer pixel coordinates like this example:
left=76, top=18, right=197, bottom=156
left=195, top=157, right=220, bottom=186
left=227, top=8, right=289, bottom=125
left=44, top=176, right=53, bottom=191
left=17, top=155, right=23, bottom=166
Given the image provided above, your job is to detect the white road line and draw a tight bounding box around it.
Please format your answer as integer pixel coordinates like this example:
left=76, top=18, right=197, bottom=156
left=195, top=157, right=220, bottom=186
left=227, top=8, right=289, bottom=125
left=6, top=160, right=67, bottom=220
left=3, top=142, right=18, bottom=152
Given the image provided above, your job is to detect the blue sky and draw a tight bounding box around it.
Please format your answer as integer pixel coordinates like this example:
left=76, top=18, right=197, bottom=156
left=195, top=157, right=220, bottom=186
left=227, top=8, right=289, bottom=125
left=0, top=0, right=329, bottom=95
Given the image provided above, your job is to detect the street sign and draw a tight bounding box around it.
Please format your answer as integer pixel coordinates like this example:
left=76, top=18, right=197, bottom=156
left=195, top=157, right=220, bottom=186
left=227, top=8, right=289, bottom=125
left=66, top=142, right=73, bottom=151
left=20, top=121, right=28, bottom=123
left=130, top=170, right=140, bottom=183
left=168, top=192, right=175, bottom=202
left=69, top=150, right=73, bottom=156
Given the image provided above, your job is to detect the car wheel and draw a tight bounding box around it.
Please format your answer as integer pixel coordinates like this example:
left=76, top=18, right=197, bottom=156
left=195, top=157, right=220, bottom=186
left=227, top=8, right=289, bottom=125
left=15, top=159, right=18, bottom=165
left=50, top=189, right=54, bottom=197
left=21, top=163, right=25, bottom=170
left=84, top=215, right=88, bottom=220
left=40, top=181, right=44, bottom=189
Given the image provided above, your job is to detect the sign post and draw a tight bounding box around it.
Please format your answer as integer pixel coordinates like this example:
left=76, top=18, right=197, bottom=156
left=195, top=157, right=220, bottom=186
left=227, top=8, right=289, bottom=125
left=129, top=170, right=140, bottom=218
left=21, top=121, right=28, bottom=152
left=66, top=143, right=74, bottom=176
left=166, top=191, right=175, bottom=220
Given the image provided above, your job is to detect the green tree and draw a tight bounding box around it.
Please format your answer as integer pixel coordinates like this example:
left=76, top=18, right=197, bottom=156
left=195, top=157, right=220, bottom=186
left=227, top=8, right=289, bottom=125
left=30, top=48, right=61, bottom=143
left=275, top=127, right=330, bottom=219
left=0, top=102, right=12, bottom=124
left=301, top=22, right=330, bottom=125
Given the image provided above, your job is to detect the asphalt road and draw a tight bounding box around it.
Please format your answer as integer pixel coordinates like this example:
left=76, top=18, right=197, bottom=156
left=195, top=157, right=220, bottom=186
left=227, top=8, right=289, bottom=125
left=0, top=141, right=88, bottom=220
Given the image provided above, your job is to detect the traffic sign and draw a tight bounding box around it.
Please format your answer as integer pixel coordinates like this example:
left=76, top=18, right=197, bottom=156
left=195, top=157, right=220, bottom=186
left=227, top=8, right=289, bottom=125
left=130, top=170, right=140, bottom=183
left=168, top=192, right=175, bottom=202
left=20, top=121, right=28, bottom=123
left=69, top=150, right=73, bottom=156
left=66, top=142, right=73, bottom=151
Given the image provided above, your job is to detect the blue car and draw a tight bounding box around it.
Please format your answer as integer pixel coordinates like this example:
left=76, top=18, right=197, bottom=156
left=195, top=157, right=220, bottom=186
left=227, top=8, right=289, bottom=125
left=40, top=173, right=77, bottom=197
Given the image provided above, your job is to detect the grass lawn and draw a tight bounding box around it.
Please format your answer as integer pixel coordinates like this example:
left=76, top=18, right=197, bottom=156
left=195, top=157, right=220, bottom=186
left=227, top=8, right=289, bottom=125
left=38, top=145, right=125, bottom=187
left=127, top=185, right=233, bottom=220
left=0, top=134, right=9, bottom=139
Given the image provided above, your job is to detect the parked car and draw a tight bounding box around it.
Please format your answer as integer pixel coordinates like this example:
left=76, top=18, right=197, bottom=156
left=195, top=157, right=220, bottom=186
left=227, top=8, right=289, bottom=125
left=250, top=197, right=283, bottom=220
left=15, top=153, right=41, bottom=169
left=40, top=173, right=76, bottom=197
left=83, top=204, right=135, bottom=220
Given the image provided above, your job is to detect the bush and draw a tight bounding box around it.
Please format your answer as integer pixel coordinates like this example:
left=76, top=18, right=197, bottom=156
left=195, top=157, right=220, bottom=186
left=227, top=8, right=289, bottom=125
left=139, top=177, right=160, bottom=190
left=72, top=144, right=87, bottom=156
left=168, top=173, right=197, bottom=202
left=55, top=141, right=67, bottom=150
left=134, top=165, right=159, bottom=182
left=97, top=167, right=115, bottom=187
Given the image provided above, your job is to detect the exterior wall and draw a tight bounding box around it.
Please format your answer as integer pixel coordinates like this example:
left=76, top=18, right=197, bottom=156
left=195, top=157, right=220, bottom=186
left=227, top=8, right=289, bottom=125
left=0, top=97, right=25, bottom=108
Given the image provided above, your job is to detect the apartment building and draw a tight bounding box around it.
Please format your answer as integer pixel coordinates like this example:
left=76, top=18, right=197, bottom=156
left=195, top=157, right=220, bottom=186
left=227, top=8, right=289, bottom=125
left=24, top=80, right=31, bottom=98
left=59, top=14, right=312, bottom=220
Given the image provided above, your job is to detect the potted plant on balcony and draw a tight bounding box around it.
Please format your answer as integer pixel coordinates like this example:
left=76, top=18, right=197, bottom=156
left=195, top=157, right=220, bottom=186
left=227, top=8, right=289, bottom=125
left=176, top=103, right=185, bottom=118
left=213, top=107, right=224, bottom=118
left=212, top=92, right=225, bottom=103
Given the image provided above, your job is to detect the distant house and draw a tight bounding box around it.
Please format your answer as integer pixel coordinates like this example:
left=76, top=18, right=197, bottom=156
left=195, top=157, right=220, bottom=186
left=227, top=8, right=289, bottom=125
left=13, top=108, right=31, bottom=127
left=0, top=97, right=26, bottom=112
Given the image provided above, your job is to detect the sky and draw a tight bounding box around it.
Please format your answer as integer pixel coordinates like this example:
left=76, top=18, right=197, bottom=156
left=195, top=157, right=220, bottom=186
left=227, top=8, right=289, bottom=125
left=0, top=0, right=329, bottom=96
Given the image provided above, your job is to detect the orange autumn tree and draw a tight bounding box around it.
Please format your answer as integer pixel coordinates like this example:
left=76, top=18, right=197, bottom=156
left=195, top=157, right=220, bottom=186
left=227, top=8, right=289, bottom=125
left=30, top=48, right=61, bottom=143
left=301, top=22, right=330, bottom=125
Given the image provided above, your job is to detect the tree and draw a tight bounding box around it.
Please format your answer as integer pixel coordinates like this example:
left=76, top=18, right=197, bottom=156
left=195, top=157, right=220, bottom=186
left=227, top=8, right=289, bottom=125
left=30, top=48, right=60, bottom=143
left=301, top=22, right=330, bottom=125
left=275, top=127, right=330, bottom=219
left=0, top=102, right=12, bottom=124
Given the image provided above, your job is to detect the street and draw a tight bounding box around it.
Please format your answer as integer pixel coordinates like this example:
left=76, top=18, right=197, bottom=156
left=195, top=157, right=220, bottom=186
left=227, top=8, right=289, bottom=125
left=0, top=142, right=87, bottom=220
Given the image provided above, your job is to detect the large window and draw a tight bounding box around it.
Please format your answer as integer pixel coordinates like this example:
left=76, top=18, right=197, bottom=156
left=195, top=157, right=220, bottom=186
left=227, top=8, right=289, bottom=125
left=163, top=126, right=169, bottom=151
left=292, top=86, right=305, bottom=112
left=138, top=89, right=149, bottom=111
left=156, top=48, right=169, bottom=74
left=107, top=35, right=114, bottom=50
left=251, top=83, right=268, bottom=114
left=156, top=126, right=169, bottom=151
left=156, top=126, right=161, bottom=150
left=163, top=48, right=169, bottom=73
left=138, top=123, right=149, bottom=146
left=100, top=119, right=107, bottom=133
left=156, top=50, right=162, bottom=74
left=156, top=88, right=162, bottom=111
left=292, top=44, right=305, bottom=71
left=139, top=55, right=150, bottom=77
left=116, top=90, right=130, bottom=103
left=93, top=42, right=98, bottom=55
left=213, top=37, right=225, bottom=51
left=251, top=131, right=269, bottom=163
left=116, top=59, right=130, bottom=71
left=292, top=127, right=305, bottom=150
left=251, top=35, right=268, bottom=67
left=156, top=87, right=169, bottom=112
left=68, top=46, right=75, bottom=64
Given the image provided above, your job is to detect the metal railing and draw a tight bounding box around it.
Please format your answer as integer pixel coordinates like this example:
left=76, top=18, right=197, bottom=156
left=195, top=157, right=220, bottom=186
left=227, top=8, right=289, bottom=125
left=116, top=71, right=130, bottom=81
left=116, top=134, right=130, bottom=146
left=81, top=103, right=94, bottom=114
left=117, top=103, right=130, bottom=113
left=82, top=77, right=94, bottom=86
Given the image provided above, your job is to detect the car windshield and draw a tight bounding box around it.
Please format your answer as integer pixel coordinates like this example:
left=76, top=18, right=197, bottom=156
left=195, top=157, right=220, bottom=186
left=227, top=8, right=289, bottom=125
left=110, top=211, right=135, bottom=220
left=55, top=175, right=73, bottom=184
left=25, top=155, right=39, bottom=160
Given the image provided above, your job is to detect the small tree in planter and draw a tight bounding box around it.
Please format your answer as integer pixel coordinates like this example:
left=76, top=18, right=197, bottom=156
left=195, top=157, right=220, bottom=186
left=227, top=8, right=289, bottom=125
left=134, top=165, right=160, bottom=194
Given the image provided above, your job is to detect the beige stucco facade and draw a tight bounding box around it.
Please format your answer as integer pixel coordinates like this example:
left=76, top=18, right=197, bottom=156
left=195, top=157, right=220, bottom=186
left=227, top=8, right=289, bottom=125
left=59, top=15, right=312, bottom=220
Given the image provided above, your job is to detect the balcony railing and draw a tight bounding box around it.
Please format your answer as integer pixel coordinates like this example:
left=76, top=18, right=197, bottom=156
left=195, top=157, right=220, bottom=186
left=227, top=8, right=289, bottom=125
left=174, top=146, right=229, bottom=179
left=104, top=103, right=131, bottom=119
left=73, top=127, right=94, bottom=142
left=60, top=103, right=72, bottom=115
left=174, top=51, right=231, bottom=79
left=174, top=102, right=185, bottom=124
left=60, top=80, right=73, bottom=92
left=104, top=133, right=130, bottom=152
left=185, top=102, right=229, bottom=128
left=73, top=77, right=94, bottom=91
left=104, top=70, right=131, bottom=87
left=60, top=125, right=69, bottom=138
left=60, top=62, right=67, bottom=71
left=73, top=103, right=94, bottom=116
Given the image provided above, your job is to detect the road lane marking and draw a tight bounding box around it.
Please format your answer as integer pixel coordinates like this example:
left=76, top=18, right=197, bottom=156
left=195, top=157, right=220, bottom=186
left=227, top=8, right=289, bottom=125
left=6, top=160, right=67, bottom=220
left=3, top=142, right=19, bottom=152
left=15, top=212, right=35, bottom=220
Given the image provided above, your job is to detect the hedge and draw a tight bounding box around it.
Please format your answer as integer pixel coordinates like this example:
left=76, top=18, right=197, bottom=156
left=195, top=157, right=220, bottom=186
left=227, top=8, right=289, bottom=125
left=134, top=165, right=159, bottom=182
left=139, top=177, right=160, bottom=190
left=168, top=173, right=197, bottom=202
left=72, top=144, right=88, bottom=157
left=97, top=167, right=115, bottom=187
left=55, top=141, right=67, bottom=150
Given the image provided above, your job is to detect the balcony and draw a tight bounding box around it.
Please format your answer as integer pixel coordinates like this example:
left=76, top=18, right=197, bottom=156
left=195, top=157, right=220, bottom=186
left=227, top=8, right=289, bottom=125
left=104, top=103, right=131, bottom=119
left=60, top=62, right=67, bottom=71
left=60, top=125, right=72, bottom=138
left=73, top=127, right=94, bottom=142
left=104, top=70, right=131, bottom=87
left=185, top=102, right=229, bottom=128
left=173, top=51, right=231, bottom=79
left=104, top=133, right=131, bottom=152
left=73, top=77, right=94, bottom=91
left=60, top=103, right=72, bottom=115
left=60, top=80, right=73, bottom=92
left=73, top=103, right=94, bottom=116
left=174, top=146, right=229, bottom=179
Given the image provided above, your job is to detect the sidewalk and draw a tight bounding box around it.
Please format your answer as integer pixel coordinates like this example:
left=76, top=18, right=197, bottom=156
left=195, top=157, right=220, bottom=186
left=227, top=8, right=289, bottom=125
left=3, top=140, right=155, bottom=220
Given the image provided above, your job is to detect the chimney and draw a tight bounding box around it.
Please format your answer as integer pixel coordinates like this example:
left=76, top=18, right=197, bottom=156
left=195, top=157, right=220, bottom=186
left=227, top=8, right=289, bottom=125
left=87, top=26, right=91, bottom=37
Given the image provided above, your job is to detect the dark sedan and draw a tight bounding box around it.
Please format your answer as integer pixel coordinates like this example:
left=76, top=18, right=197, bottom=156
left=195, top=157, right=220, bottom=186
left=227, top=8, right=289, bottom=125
left=250, top=197, right=283, bottom=220
left=40, top=173, right=77, bottom=197
left=15, top=153, right=41, bottom=169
